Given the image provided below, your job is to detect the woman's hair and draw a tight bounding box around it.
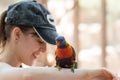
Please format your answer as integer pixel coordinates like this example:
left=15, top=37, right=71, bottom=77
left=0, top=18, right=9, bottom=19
left=0, top=10, right=32, bottom=48
left=0, top=10, right=7, bottom=48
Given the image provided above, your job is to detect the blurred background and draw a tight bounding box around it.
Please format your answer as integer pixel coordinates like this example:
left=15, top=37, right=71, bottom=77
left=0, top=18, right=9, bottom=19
left=1, top=0, right=120, bottom=72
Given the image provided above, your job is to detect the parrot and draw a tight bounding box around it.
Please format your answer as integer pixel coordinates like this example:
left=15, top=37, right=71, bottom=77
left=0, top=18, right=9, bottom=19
left=55, top=36, right=77, bottom=73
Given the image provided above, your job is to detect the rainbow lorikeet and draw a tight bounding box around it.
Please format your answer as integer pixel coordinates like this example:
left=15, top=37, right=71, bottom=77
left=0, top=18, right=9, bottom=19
left=55, top=36, right=76, bottom=73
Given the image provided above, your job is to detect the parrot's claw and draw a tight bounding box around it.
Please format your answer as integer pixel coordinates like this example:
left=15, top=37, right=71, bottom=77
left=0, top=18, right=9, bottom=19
left=58, top=67, right=62, bottom=71
left=71, top=68, right=74, bottom=73
left=55, top=65, right=62, bottom=71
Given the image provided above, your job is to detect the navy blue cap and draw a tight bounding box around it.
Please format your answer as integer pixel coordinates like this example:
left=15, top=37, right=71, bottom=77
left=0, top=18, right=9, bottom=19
left=5, top=0, right=58, bottom=44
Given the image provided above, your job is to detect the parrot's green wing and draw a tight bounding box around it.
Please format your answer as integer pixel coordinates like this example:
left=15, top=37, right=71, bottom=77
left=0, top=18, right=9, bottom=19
left=71, top=46, right=76, bottom=60
left=71, top=46, right=78, bottom=69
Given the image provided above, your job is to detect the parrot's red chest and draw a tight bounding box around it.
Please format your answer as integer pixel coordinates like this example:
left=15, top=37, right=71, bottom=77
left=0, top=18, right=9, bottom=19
left=56, top=46, right=73, bottom=59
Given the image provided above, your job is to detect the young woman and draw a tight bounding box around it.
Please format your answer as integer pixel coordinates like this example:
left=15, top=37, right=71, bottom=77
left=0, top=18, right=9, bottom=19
left=0, top=0, right=114, bottom=80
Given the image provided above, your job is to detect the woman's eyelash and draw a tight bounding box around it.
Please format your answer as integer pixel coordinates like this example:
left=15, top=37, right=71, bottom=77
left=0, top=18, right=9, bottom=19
left=30, top=32, right=38, bottom=36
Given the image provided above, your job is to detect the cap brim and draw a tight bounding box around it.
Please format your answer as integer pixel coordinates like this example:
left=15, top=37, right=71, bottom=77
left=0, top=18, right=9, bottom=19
left=33, top=27, right=58, bottom=45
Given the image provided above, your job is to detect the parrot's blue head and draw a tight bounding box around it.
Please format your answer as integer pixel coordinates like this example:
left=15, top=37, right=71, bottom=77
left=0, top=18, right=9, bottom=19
left=55, top=36, right=66, bottom=48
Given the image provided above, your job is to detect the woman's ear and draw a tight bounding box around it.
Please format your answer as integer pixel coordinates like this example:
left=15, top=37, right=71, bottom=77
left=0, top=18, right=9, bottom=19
left=12, top=27, right=22, bottom=41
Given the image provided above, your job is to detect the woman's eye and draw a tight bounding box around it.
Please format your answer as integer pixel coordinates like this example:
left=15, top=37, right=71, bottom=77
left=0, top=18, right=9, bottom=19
left=29, top=32, right=39, bottom=37
left=32, top=33, right=38, bottom=37
left=29, top=32, right=45, bottom=44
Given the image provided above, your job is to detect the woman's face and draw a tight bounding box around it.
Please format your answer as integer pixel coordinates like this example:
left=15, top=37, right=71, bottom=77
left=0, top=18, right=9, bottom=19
left=17, top=28, right=46, bottom=66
